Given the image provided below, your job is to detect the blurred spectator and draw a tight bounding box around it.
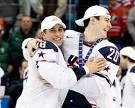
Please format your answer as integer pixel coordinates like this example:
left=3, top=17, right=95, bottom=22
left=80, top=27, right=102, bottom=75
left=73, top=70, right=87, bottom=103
left=41, top=0, right=68, bottom=19
left=8, top=16, right=36, bottom=80
left=0, top=0, right=20, bottom=41
left=18, top=0, right=68, bottom=31
left=6, top=59, right=28, bottom=108
left=0, top=18, right=10, bottom=73
left=17, top=0, right=42, bottom=31
left=108, top=0, right=127, bottom=50
left=19, top=0, right=42, bottom=17
left=99, top=0, right=109, bottom=8
left=62, top=0, right=79, bottom=30
left=118, top=0, right=135, bottom=47
left=127, top=6, right=135, bottom=45
left=118, top=0, right=135, bottom=8
left=0, top=18, right=5, bottom=36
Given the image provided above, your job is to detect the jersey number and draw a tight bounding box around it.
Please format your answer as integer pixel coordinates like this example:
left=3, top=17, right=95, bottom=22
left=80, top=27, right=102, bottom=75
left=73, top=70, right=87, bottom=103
left=107, top=48, right=119, bottom=62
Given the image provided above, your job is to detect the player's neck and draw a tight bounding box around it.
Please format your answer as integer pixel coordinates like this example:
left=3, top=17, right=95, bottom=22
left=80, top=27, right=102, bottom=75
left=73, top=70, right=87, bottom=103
left=83, top=29, right=100, bottom=43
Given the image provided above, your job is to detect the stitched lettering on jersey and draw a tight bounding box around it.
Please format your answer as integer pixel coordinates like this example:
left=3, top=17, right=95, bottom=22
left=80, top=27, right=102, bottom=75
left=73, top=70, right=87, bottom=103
left=38, top=41, right=58, bottom=52
left=98, top=46, right=120, bottom=65
left=130, top=66, right=135, bottom=73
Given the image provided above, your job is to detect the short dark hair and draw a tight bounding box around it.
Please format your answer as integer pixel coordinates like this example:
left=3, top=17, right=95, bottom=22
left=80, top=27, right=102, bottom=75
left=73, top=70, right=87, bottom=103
left=84, top=18, right=90, bottom=28
left=122, top=55, right=135, bottom=63
left=84, top=16, right=100, bottom=28
left=94, top=16, right=100, bottom=20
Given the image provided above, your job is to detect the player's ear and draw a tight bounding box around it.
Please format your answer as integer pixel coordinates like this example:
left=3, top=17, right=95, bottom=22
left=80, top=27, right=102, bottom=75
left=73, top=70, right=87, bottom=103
left=41, top=31, right=45, bottom=35
left=40, top=30, right=47, bottom=40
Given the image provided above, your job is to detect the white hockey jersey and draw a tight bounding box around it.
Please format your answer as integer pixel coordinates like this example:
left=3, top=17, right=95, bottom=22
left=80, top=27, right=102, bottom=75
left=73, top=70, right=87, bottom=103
left=122, top=65, right=135, bottom=108
left=62, top=30, right=120, bottom=108
left=111, top=78, right=122, bottom=108
left=16, top=39, right=86, bottom=108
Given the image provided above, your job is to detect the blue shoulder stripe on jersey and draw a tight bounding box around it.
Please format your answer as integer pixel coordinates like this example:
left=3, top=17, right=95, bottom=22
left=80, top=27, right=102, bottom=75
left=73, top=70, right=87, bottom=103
left=130, top=66, right=135, bottom=73
left=38, top=41, right=58, bottom=52
left=98, top=46, right=120, bottom=65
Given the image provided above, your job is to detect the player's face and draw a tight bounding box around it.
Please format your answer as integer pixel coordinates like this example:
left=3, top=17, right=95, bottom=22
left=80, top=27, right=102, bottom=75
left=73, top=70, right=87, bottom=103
left=120, top=55, right=127, bottom=69
left=95, top=16, right=112, bottom=38
left=43, top=24, right=64, bottom=47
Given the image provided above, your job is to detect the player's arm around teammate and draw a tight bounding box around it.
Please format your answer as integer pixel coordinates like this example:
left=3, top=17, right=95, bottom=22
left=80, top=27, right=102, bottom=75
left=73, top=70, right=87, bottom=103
left=22, top=38, right=106, bottom=89
left=22, top=16, right=107, bottom=89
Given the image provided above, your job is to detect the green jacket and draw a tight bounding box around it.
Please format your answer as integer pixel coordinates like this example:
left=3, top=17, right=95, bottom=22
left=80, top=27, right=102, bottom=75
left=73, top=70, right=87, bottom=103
left=0, top=40, right=10, bottom=72
left=9, top=28, right=36, bottom=69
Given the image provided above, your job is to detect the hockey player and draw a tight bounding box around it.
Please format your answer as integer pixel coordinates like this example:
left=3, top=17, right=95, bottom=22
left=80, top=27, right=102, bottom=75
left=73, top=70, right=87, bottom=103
left=15, top=16, right=106, bottom=108
left=120, top=47, right=135, bottom=108
left=23, top=6, right=120, bottom=108
left=62, top=5, right=120, bottom=108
